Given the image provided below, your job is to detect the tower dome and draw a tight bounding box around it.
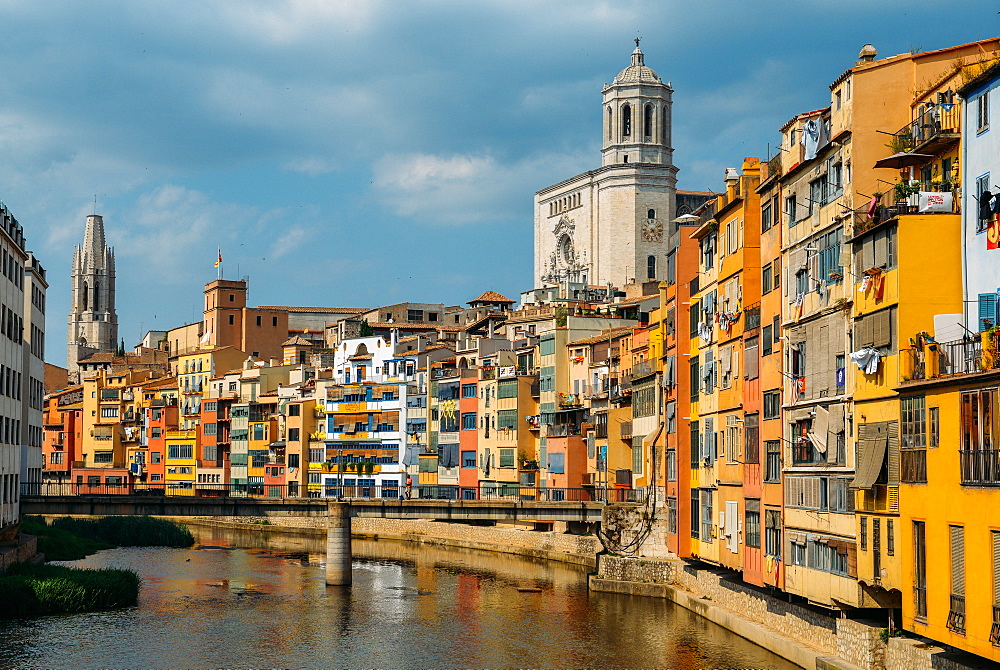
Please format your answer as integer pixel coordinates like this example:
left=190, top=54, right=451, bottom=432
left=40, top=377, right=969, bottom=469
left=613, top=46, right=662, bottom=84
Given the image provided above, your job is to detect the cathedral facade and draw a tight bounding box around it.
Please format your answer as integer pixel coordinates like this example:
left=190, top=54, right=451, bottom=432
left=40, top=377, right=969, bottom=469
left=534, top=45, right=692, bottom=289
left=67, top=214, right=118, bottom=380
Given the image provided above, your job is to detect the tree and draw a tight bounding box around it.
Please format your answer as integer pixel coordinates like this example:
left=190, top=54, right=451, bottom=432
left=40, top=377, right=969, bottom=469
left=359, top=321, right=374, bottom=337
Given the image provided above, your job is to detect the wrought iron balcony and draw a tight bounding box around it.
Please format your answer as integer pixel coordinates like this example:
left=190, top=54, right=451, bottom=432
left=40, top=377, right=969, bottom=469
left=960, top=449, right=1000, bottom=485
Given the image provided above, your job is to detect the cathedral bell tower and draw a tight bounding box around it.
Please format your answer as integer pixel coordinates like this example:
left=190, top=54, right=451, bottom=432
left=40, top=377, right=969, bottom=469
left=601, top=41, right=674, bottom=167
left=67, top=214, right=118, bottom=380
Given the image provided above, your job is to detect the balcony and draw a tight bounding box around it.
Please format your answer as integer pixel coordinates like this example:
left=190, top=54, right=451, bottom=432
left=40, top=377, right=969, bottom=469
left=545, top=424, right=581, bottom=438
left=766, top=153, right=782, bottom=180
left=432, top=368, right=459, bottom=379
left=856, top=484, right=899, bottom=513
left=632, top=360, right=655, bottom=379
left=557, top=392, right=583, bottom=409
left=890, top=102, right=961, bottom=156
left=902, top=333, right=999, bottom=382
left=960, top=449, right=1000, bottom=486
left=480, top=367, right=496, bottom=380
left=620, top=421, right=632, bottom=440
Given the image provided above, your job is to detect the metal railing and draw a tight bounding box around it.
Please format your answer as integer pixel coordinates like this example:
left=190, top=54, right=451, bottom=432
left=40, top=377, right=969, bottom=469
left=632, top=360, right=655, bottom=379
left=22, top=482, right=650, bottom=504
left=545, top=424, right=581, bottom=438
left=938, top=338, right=986, bottom=376
left=947, top=594, right=966, bottom=634
left=891, top=102, right=961, bottom=152
left=960, top=449, right=1000, bottom=485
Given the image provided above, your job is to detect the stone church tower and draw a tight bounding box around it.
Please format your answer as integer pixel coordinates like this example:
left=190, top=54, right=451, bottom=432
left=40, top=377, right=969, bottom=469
left=534, top=44, right=680, bottom=289
left=67, top=214, right=118, bottom=380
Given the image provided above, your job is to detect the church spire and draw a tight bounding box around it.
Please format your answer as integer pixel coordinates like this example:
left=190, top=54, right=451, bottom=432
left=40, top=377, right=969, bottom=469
left=67, top=212, right=118, bottom=382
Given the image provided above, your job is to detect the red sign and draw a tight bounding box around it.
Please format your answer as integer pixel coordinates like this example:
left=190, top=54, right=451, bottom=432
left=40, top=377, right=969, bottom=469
left=988, top=217, right=1000, bottom=251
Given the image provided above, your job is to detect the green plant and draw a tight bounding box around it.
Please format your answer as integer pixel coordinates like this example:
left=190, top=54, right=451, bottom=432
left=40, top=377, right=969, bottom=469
left=0, top=563, right=140, bottom=617
left=894, top=181, right=919, bottom=200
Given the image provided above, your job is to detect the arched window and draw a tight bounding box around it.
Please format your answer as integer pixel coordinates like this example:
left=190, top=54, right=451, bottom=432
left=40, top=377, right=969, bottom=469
left=621, top=104, right=631, bottom=137
left=662, top=106, right=668, bottom=144
left=647, top=209, right=656, bottom=219
left=647, top=255, right=657, bottom=279
left=82, top=282, right=88, bottom=311
left=94, top=281, right=99, bottom=312
left=607, top=106, right=613, bottom=140
left=644, top=104, right=653, bottom=137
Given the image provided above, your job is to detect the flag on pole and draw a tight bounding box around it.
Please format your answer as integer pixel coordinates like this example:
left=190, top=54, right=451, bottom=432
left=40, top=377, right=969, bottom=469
left=214, top=248, right=222, bottom=267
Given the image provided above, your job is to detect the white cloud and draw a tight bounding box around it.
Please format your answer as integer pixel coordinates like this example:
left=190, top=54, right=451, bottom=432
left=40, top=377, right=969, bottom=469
left=371, top=150, right=591, bottom=225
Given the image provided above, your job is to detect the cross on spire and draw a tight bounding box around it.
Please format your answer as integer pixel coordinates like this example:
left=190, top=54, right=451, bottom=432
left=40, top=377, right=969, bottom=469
left=634, top=36, right=640, bottom=48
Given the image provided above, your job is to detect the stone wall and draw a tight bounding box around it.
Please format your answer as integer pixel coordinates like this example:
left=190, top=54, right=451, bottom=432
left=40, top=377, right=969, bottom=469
left=0, top=534, right=37, bottom=572
left=187, top=516, right=601, bottom=567
left=884, top=637, right=995, bottom=670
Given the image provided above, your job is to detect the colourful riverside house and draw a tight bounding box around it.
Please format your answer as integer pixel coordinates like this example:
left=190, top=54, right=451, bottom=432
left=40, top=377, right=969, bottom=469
left=196, top=397, right=227, bottom=494
left=688, top=197, right=722, bottom=565
left=282, top=394, right=320, bottom=498
left=712, top=159, right=762, bottom=578
left=755, top=149, right=786, bottom=590
left=663, top=211, right=701, bottom=559
left=457, top=370, right=477, bottom=497
left=893, top=328, right=1000, bottom=661
left=176, top=346, right=247, bottom=431
left=143, top=379, right=178, bottom=487
left=41, top=386, right=83, bottom=490
left=163, top=428, right=197, bottom=495
left=247, top=394, right=278, bottom=496
left=324, top=378, right=412, bottom=499
left=476, top=365, right=537, bottom=498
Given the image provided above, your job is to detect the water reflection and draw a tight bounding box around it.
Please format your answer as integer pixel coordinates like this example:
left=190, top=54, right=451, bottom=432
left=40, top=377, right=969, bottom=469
left=0, top=525, right=798, bottom=670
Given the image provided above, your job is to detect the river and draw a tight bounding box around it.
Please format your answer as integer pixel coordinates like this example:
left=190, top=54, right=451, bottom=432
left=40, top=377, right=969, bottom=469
left=0, top=525, right=798, bottom=669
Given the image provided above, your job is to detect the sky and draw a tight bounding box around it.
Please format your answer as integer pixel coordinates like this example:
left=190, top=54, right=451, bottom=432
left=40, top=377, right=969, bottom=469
left=0, top=1, right=996, bottom=366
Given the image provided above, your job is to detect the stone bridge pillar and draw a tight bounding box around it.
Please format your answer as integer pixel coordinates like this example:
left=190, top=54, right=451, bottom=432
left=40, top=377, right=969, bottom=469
left=326, top=502, right=352, bottom=586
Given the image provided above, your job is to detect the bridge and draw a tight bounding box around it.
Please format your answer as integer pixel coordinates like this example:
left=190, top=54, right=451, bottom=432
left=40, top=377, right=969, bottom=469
left=20, top=493, right=625, bottom=585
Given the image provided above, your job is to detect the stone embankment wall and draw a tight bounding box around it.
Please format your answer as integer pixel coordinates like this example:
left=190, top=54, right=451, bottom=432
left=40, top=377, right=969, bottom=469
left=0, top=534, right=38, bottom=572
left=593, top=555, right=991, bottom=670
left=182, top=516, right=601, bottom=567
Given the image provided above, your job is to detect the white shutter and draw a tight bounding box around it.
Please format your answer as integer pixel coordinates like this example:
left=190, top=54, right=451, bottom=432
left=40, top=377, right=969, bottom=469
left=726, top=500, right=739, bottom=553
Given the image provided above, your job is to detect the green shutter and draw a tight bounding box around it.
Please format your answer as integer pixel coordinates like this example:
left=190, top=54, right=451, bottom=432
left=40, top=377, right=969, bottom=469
left=979, top=293, right=998, bottom=330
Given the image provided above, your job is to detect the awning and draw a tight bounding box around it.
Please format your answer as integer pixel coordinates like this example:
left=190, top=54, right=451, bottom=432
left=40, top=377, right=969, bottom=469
left=807, top=405, right=830, bottom=454
left=873, top=151, right=934, bottom=169
left=851, top=424, right=888, bottom=489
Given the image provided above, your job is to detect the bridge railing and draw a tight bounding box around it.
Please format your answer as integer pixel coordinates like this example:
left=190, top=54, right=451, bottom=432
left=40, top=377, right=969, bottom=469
left=22, top=481, right=650, bottom=504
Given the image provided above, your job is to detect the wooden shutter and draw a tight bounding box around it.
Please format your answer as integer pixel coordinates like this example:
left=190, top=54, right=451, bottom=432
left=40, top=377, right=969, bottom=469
left=993, top=530, right=1000, bottom=606
left=855, top=315, right=874, bottom=348
left=887, top=420, right=900, bottom=485
left=873, top=309, right=892, bottom=349
left=951, top=525, right=965, bottom=595
left=980, top=293, right=998, bottom=330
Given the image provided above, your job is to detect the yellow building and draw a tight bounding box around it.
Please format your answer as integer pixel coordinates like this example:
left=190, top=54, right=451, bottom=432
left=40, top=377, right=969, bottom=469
left=164, top=428, right=197, bottom=495
left=176, top=346, right=247, bottom=430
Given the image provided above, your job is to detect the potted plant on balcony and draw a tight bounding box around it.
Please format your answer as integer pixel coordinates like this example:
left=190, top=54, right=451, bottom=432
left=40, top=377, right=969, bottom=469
left=362, top=461, right=375, bottom=476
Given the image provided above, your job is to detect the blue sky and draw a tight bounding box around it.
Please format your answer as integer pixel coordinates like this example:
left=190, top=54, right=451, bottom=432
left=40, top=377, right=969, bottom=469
left=0, top=1, right=995, bottom=365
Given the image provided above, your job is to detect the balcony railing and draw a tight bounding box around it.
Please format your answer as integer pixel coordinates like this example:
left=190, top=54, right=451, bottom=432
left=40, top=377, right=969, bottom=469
left=545, top=424, right=581, bottom=438
left=991, top=605, right=1000, bottom=647
left=960, top=449, right=1000, bottom=485
left=947, top=594, right=966, bottom=634
left=632, top=360, right=655, bottom=379
left=890, top=102, right=961, bottom=154
left=620, top=421, right=632, bottom=440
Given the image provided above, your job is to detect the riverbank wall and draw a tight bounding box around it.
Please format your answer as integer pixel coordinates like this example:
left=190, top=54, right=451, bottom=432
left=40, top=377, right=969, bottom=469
left=0, top=534, right=37, bottom=572
left=591, top=555, right=994, bottom=670
left=176, top=516, right=601, bottom=568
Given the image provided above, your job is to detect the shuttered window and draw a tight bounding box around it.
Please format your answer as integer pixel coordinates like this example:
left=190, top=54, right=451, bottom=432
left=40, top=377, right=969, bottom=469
left=745, top=336, right=759, bottom=380
left=994, top=531, right=1000, bottom=607
left=980, top=292, right=999, bottom=331
left=951, top=525, right=966, bottom=596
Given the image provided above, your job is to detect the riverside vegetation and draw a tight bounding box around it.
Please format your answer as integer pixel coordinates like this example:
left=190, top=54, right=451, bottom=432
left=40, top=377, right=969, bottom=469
left=0, top=516, right=195, bottom=617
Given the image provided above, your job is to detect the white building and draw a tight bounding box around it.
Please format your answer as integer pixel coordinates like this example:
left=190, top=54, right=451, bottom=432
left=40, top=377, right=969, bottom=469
left=533, top=44, right=678, bottom=289
left=0, top=203, right=45, bottom=541
left=959, top=61, right=1000, bottom=330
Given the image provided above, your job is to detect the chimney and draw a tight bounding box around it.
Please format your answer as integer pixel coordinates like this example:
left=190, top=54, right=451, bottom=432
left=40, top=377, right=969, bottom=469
left=857, top=44, right=877, bottom=64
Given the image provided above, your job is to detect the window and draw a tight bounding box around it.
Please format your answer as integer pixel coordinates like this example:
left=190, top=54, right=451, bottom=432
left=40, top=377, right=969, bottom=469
left=745, top=506, right=761, bottom=548
left=763, top=391, right=780, bottom=420
left=809, top=177, right=824, bottom=214
left=644, top=104, right=653, bottom=136
left=960, top=387, right=998, bottom=486
left=666, top=449, right=677, bottom=481
left=700, top=234, right=716, bottom=270
left=647, top=255, right=656, bottom=280
left=835, top=354, right=846, bottom=394
left=689, top=356, right=700, bottom=402
left=762, top=264, right=772, bottom=294
left=772, top=258, right=780, bottom=290
left=762, top=201, right=773, bottom=232
left=765, top=440, right=781, bottom=482
left=901, top=396, right=927, bottom=483
left=745, top=336, right=759, bottom=381
left=887, top=519, right=894, bottom=556
left=854, top=225, right=897, bottom=272
left=795, top=269, right=809, bottom=296
left=100, top=407, right=118, bottom=418
left=818, top=229, right=843, bottom=284
left=790, top=538, right=806, bottom=566
left=980, top=292, right=998, bottom=330
left=229, top=314, right=234, bottom=325
left=648, top=208, right=656, bottom=219
left=667, top=498, right=677, bottom=534
left=977, top=173, right=995, bottom=234
left=914, top=520, right=927, bottom=620
left=744, top=413, right=760, bottom=464
left=853, top=307, right=895, bottom=354
left=978, top=91, right=990, bottom=134
left=497, top=409, right=517, bottom=431
left=462, top=451, right=477, bottom=468
left=786, top=194, right=798, bottom=226
left=765, top=509, right=781, bottom=557
left=701, top=490, right=713, bottom=541
left=547, top=452, right=565, bottom=474
left=407, top=309, right=423, bottom=322
left=691, top=489, right=700, bottom=539
left=203, top=423, right=217, bottom=436
left=256, top=315, right=262, bottom=327
left=929, top=407, right=940, bottom=448
left=621, top=103, right=631, bottom=136
left=288, top=427, right=300, bottom=442
left=309, top=448, right=324, bottom=463
left=992, top=531, right=1000, bottom=645
left=168, top=443, right=194, bottom=459
left=93, top=451, right=113, bottom=463
left=762, top=326, right=772, bottom=356
left=461, top=384, right=477, bottom=398
left=499, top=448, right=515, bottom=468
left=948, top=525, right=966, bottom=633
left=690, top=420, right=700, bottom=470
left=497, top=380, right=517, bottom=398
left=632, top=442, right=643, bottom=475
left=860, top=516, right=868, bottom=551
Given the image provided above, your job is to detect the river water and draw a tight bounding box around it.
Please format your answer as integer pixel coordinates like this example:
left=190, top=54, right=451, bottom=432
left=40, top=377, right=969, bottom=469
left=0, top=525, right=798, bottom=669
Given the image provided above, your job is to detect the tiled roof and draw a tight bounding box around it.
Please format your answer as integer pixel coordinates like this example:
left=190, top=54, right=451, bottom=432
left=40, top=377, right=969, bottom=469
left=281, top=336, right=312, bottom=347
left=567, top=326, right=635, bottom=347
left=471, top=291, right=515, bottom=304
left=258, top=305, right=366, bottom=314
